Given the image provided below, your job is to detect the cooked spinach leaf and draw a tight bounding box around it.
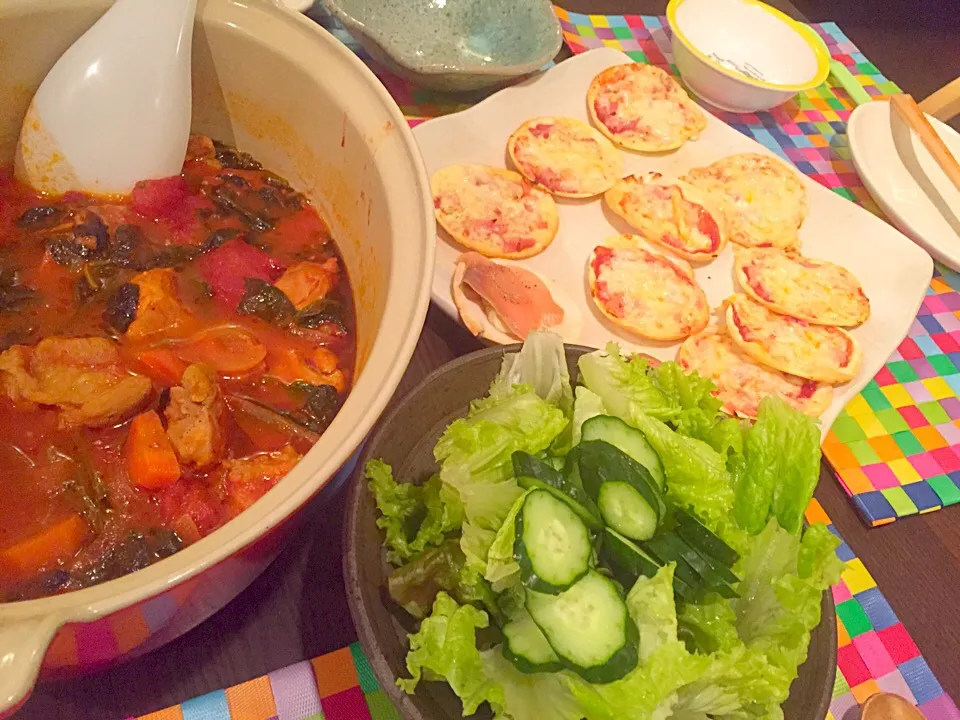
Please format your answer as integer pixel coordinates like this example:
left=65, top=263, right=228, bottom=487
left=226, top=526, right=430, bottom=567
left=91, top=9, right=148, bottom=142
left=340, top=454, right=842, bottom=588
left=104, top=282, right=140, bottom=333
left=0, top=268, right=37, bottom=312
left=237, top=278, right=296, bottom=325
left=295, top=298, right=348, bottom=332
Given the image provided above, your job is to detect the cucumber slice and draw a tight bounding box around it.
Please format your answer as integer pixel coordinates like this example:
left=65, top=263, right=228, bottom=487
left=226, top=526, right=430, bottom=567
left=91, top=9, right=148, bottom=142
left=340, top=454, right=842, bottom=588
left=601, top=528, right=697, bottom=602
left=596, top=481, right=658, bottom=541
left=577, top=440, right=666, bottom=526
left=513, top=451, right=567, bottom=490
left=526, top=570, right=639, bottom=683
left=514, top=489, right=592, bottom=594
left=545, top=455, right=566, bottom=471
left=673, top=508, right=739, bottom=566
left=517, top=476, right=603, bottom=531
left=600, top=527, right=660, bottom=580
left=641, top=534, right=706, bottom=591
left=514, top=451, right=603, bottom=530
left=564, top=447, right=584, bottom=491
left=502, top=606, right=563, bottom=674
left=642, top=533, right=738, bottom=598
left=581, top=415, right=665, bottom=488
left=671, top=539, right=739, bottom=599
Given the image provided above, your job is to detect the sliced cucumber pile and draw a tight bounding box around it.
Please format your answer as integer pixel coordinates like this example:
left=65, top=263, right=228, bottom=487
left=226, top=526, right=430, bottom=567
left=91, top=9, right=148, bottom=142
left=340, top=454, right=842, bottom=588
left=513, top=451, right=603, bottom=530
left=577, top=439, right=666, bottom=541
left=514, top=489, right=592, bottom=593
left=494, top=417, right=742, bottom=680
left=581, top=415, right=665, bottom=488
left=526, top=570, right=639, bottom=684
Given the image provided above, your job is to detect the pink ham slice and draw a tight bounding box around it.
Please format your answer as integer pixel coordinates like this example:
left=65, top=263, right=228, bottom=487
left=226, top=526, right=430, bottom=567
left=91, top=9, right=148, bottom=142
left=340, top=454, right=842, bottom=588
left=456, top=252, right=563, bottom=340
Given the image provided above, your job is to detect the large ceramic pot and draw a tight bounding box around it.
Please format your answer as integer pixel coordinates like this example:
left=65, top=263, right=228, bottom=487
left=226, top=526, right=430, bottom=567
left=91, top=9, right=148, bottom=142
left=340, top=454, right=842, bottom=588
left=0, top=0, right=434, bottom=714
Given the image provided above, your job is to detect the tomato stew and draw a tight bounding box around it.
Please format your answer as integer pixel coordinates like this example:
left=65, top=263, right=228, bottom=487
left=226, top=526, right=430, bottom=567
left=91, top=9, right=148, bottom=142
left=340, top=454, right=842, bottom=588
left=0, top=136, right=355, bottom=601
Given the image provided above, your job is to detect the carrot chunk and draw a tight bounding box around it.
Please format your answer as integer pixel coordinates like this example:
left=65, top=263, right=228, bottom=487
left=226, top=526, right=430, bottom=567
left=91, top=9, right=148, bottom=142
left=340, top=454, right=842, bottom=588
left=133, top=348, right=188, bottom=385
left=126, top=410, right=181, bottom=489
left=0, top=515, right=88, bottom=584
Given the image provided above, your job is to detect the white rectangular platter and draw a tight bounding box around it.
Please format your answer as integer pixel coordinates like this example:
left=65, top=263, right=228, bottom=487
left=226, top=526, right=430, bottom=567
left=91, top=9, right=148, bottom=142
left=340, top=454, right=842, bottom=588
left=412, top=47, right=933, bottom=433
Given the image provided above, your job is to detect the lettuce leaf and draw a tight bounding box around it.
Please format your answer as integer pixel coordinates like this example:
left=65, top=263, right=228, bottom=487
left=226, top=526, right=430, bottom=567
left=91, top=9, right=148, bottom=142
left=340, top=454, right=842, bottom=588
left=579, top=344, right=678, bottom=422
left=387, top=540, right=498, bottom=619
left=734, top=520, right=843, bottom=689
left=677, top=596, right=740, bottom=656
left=401, top=592, right=587, bottom=720
left=571, top=386, right=606, bottom=448
left=671, top=644, right=790, bottom=720
left=399, top=592, right=502, bottom=714
left=629, top=412, right=735, bottom=534
left=736, top=396, right=821, bottom=535
left=365, top=461, right=461, bottom=564
left=435, top=384, right=567, bottom=567
left=485, top=490, right=533, bottom=591
left=489, top=330, right=573, bottom=416
left=627, top=564, right=680, bottom=662
left=567, top=639, right=707, bottom=720
left=481, top=650, right=586, bottom=720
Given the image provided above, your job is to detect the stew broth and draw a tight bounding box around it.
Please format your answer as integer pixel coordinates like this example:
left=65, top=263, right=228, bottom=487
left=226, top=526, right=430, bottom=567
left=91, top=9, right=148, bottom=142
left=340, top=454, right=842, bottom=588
left=0, top=136, right=355, bottom=601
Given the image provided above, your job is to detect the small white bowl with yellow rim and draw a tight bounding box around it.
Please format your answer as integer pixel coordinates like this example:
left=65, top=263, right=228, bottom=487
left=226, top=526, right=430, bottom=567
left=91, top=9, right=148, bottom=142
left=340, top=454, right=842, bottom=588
left=666, top=0, right=829, bottom=113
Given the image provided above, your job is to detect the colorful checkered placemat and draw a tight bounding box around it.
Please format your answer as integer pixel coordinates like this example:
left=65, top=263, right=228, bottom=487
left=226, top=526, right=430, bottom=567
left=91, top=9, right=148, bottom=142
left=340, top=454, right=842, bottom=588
left=822, top=266, right=960, bottom=525
left=128, top=643, right=399, bottom=720
left=126, top=501, right=957, bottom=720
left=805, top=500, right=958, bottom=720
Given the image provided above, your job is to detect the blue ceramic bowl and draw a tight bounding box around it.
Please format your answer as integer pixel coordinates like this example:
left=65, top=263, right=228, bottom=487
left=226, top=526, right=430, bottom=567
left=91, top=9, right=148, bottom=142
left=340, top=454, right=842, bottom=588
left=319, top=0, right=562, bottom=92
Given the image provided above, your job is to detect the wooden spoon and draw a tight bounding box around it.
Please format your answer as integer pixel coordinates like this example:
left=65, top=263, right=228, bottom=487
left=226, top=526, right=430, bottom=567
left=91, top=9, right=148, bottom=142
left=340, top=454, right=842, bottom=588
left=890, top=93, right=960, bottom=195
left=861, top=692, right=926, bottom=720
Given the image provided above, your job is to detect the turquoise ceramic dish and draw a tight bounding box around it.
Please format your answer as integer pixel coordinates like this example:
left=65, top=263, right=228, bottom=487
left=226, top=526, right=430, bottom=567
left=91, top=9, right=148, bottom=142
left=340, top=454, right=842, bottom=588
left=320, top=0, right=562, bottom=92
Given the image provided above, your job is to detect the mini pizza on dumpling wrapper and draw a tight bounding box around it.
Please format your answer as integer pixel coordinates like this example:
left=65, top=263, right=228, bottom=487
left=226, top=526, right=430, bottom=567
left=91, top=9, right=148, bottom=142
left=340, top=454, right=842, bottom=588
left=452, top=252, right=582, bottom=345
left=431, top=164, right=559, bottom=259
left=684, top=153, right=808, bottom=250
left=604, top=172, right=727, bottom=263
left=734, top=247, right=871, bottom=327
left=588, top=235, right=709, bottom=342
left=724, top=293, right=863, bottom=385
left=587, top=63, right=706, bottom=152
left=677, top=325, right=833, bottom=420
left=506, top=116, right=623, bottom=199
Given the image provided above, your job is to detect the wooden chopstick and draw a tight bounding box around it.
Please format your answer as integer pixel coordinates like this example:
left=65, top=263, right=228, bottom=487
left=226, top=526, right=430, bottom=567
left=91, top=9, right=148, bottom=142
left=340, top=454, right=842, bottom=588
left=889, top=93, right=960, bottom=194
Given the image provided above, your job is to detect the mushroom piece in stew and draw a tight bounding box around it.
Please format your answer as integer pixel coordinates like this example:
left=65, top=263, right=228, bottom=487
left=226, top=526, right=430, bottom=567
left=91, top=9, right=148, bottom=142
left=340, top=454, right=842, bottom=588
left=0, top=136, right=355, bottom=601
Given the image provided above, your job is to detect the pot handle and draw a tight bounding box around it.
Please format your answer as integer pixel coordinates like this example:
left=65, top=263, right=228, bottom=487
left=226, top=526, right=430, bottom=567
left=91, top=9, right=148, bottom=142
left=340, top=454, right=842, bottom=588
left=0, top=616, right=60, bottom=718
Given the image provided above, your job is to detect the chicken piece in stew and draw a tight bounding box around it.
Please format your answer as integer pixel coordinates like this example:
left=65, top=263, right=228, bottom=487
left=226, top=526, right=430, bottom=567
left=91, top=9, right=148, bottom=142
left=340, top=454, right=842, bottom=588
left=0, top=136, right=355, bottom=601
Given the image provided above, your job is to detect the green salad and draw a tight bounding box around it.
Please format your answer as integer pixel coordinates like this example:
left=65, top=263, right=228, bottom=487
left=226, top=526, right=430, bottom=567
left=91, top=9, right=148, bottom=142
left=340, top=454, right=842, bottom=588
left=366, top=332, right=844, bottom=720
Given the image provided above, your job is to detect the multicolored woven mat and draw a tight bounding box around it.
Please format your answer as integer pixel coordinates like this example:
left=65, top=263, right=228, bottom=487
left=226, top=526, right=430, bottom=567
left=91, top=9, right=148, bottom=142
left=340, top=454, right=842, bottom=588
left=125, top=500, right=957, bottom=720
left=128, top=643, right=399, bottom=720
left=119, top=11, right=955, bottom=720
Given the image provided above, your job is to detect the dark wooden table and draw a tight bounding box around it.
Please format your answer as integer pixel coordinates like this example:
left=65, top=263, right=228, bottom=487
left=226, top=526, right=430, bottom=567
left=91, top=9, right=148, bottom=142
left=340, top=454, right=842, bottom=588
left=16, top=2, right=960, bottom=718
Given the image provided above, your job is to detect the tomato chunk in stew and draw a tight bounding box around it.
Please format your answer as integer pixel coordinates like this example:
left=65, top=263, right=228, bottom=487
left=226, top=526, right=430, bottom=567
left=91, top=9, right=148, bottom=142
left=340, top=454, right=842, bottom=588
left=0, top=137, right=355, bottom=601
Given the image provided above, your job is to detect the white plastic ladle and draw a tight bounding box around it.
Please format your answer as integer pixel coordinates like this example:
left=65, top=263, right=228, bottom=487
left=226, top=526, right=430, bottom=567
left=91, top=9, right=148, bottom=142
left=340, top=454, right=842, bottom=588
left=15, top=0, right=198, bottom=196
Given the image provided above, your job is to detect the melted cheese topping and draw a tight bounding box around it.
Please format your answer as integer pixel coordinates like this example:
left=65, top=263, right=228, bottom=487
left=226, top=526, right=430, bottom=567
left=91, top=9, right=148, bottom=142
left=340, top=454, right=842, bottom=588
left=685, top=153, right=807, bottom=249
left=735, top=247, right=870, bottom=327
left=589, top=237, right=709, bottom=341
left=508, top=117, right=623, bottom=198
left=431, top=164, right=558, bottom=259
left=726, top=294, right=860, bottom=384
left=604, top=173, right=725, bottom=262
left=588, top=64, right=706, bottom=151
left=677, top=326, right=833, bottom=419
